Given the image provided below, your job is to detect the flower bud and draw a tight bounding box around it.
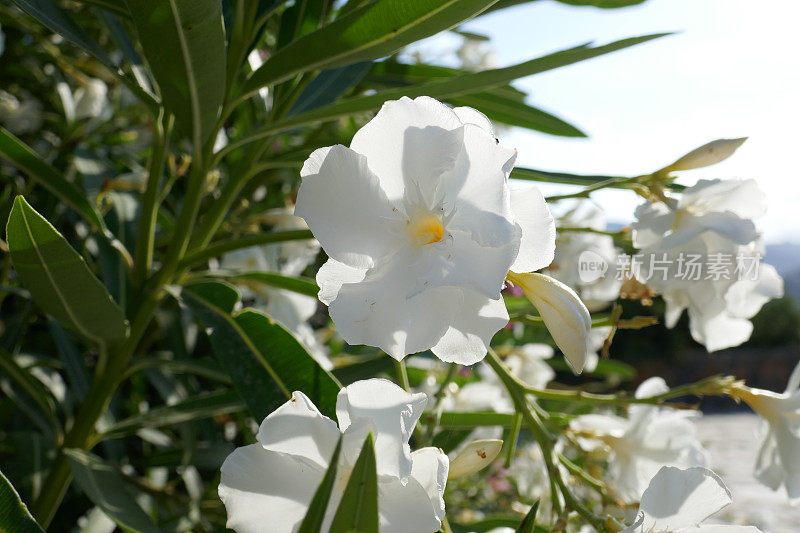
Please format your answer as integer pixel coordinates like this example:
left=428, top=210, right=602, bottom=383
left=663, top=137, right=747, bottom=172
left=448, top=439, right=503, bottom=479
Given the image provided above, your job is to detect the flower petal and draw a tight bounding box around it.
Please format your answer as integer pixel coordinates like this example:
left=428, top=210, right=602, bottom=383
left=378, top=477, right=444, bottom=533
left=452, top=106, right=494, bottom=136
left=326, top=251, right=458, bottom=359
left=296, top=145, right=405, bottom=269
left=687, top=308, right=753, bottom=352
left=257, top=391, right=340, bottom=469
left=350, top=96, right=463, bottom=202
left=637, top=466, right=731, bottom=532
left=509, top=272, right=591, bottom=373
left=411, top=447, right=449, bottom=521
left=219, top=444, right=323, bottom=533
left=509, top=186, right=556, bottom=273
left=336, top=378, right=427, bottom=481
left=678, top=178, right=766, bottom=219
left=316, top=258, right=367, bottom=305
left=431, top=288, right=509, bottom=365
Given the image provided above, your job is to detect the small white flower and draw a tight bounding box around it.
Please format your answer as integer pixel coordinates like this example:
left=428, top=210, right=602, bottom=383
left=570, top=377, right=708, bottom=502
left=219, top=378, right=448, bottom=533
left=731, top=359, right=800, bottom=504
left=297, top=96, right=556, bottom=364
left=632, top=178, right=783, bottom=351
left=621, top=466, right=762, bottom=533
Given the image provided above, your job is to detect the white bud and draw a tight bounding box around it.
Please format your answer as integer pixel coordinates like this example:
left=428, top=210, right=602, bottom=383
left=448, top=439, right=503, bottom=479
left=664, top=137, right=747, bottom=172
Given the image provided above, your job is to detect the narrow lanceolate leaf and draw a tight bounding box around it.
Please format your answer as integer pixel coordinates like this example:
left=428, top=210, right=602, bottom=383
left=449, top=92, right=585, bottom=137
left=65, top=449, right=159, bottom=533
left=102, top=390, right=245, bottom=439
left=438, top=411, right=517, bottom=428
left=12, top=0, right=114, bottom=66
left=0, top=128, right=106, bottom=230
left=124, top=0, right=226, bottom=145
left=243, top=0, right=500, bottom=96
left=297, top=437, right=343, bottom=533
left=227, top=34, right=668, bottom=152
left=515, top=500, right=540, bottom=533
left=6, top=197, right=129, bottom=345
left=0, top=468, right=45, bottom=533
left=0, top=349, right=59, bottom=434
left=225, top=271, right=320, bottom=298
left=182, top=281, right=340, bottom=420
left=329, top=433, right=379, bottom=533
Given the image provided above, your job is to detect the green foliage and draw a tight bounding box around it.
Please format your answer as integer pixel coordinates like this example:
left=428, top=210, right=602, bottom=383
left=5, top=196, right=128, bottom=346
left=298, top=436, right=344, bottom=533
left=329, top=433, right=380, bottom=533
left=0, top=468, right=45, bottom=533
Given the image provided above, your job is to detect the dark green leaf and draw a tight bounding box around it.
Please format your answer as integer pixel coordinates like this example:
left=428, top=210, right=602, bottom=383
left=49, top=319, right=91, bottom=401
left=297, top=436, right=343, bottom=533
left=0, top=349, right=59, bottom=434
left=511, top=166, right=624, bottom=186
left=5, top=197, right=129, bottom=345
left=556, top=0, right=646, bottom=7
left=450, top=92, right=585, bottom=136
left=332, top=354, right=394, bottom=386
left=65, top=449, right=159, bottom=533
left=228, top=34, right=668, bottom=151
left=102, top=390, right=245, bottom=439
left=12, top=0, right=114, bottom=65
left=124, top=0, right=226, bottom=145
left=515, top=500, right=540, bottom=533
left=0, top=128, right=106, bottom=230
left=329, top=433, right=379, bottom=533
left=243, top=0, right=500, bottom=95
left=223, top=271, right=320, bottom=298
left=0, top=468, right=45, bottom=533
left=288, top=62, right=372, bottom=116
left=182, top=281, right=340, bottom=420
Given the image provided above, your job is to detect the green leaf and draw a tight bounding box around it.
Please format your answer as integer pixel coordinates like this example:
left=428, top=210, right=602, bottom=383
left=450, top=92, right=585, bottom=137
left=65, top=449, right=159, bottom=533
left=297, top=436, right=343, bottom=533
left=515, top=500, right=540, bottom=533
left=124, top=0, right=226, bottom=145
left=0, top=127, right=106, bottom=231
left=221, top=271, right=320, bottom=298
left=0, top=468, right=45, bottom=533
left=11, top=0, right=158, bottom=112
left=5, top=196, right=129, bottom=346
left=0, top=349, right=59, bottom=434
left=511, top=167, right=623, bottom=186
left=288, top=62, right=372, bottom=116
left=102, top=390, right=244, bottom=439
left=329, top=433, right=379, bottom=533
left=49, top=319, right=91, bottom=401
left=228, top=34, right=668, bottom=151
left=438, top=411, right=517, bottom=428
left=243, top=0, right=500, bottom=96
left=332, top=354, right=394, bottom=386
left=556, top=0, right=646, bottom=7
left=12, top=0, right=114, bottom=66
left=182, top=281, right=340, bottom=420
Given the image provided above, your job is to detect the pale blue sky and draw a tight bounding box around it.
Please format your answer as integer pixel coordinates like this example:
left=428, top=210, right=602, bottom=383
left=426, top=0, right=800, bottom=243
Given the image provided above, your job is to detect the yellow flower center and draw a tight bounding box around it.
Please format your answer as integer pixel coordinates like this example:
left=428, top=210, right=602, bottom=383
left=407, top=210, right=444, bottom=247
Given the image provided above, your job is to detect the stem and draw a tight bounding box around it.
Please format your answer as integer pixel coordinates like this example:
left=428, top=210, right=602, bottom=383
left=485, top=349, right=608, bottom=531
left=133, top=112, right=173, bottom=285
left=394, top=359, right=410, bottom=392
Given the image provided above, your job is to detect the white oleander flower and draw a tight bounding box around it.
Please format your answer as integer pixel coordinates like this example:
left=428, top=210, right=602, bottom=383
left=632, top=178, right=783, bottom=351
left=297, top=96, right=558, bottom=365
left=547, top=201, right=622, bottom=311
left=220, top=212, right=330, bottom=369
left=570, top=377, right=708, bottom=502
left=219, top=379, right=448, bottom=533
left=621, top=466, right=761, bottom=533
left=730, top=359, right=800, bottom=505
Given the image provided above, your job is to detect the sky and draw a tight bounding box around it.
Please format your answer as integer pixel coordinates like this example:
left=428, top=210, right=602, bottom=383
left=429, top=0, right=800, bottom=244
